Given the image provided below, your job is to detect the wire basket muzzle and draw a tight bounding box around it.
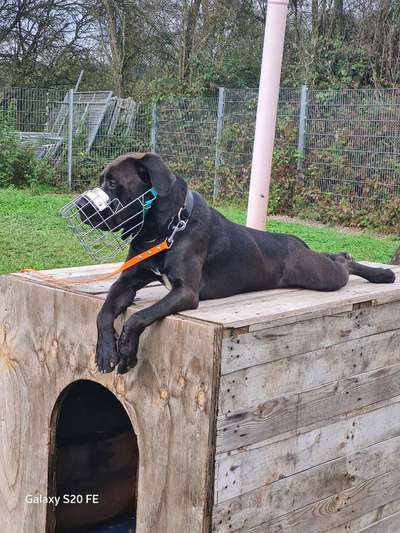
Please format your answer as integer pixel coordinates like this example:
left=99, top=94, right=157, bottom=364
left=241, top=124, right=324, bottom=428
left=60, top=187, right=157, bottom=261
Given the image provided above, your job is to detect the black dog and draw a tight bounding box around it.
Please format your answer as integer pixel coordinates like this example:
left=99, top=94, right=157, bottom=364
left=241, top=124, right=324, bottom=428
left=90, top=152, right=395, bottom=374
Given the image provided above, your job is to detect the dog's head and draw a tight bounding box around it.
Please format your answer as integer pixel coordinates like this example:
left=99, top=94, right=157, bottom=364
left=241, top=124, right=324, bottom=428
left=75, top=153, right=175, bottom=236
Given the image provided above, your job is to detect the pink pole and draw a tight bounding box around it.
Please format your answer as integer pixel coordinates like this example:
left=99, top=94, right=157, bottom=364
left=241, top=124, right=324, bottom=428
left=246, top=0, right=289, bottom=230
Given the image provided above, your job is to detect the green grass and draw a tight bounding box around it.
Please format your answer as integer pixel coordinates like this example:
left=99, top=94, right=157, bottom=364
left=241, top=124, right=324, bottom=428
left=0, top=189, right=398, bottom=275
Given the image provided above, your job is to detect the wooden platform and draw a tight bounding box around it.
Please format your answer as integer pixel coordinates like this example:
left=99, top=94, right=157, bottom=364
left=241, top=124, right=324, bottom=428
left=15, top=260, right=400, bottom=328
left=1, top=261, right=400, bottom=532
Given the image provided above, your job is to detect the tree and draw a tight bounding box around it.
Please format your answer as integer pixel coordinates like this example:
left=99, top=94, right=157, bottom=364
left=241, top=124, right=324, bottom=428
left=2, top=0, right=400, bottom=94
left=179, top=0, right=202, bottom=81
left=0, top=0, right=97, bottom=87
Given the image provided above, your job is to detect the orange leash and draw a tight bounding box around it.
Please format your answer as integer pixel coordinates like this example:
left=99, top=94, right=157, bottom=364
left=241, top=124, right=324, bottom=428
left=20, top=240, right=169, bottom=288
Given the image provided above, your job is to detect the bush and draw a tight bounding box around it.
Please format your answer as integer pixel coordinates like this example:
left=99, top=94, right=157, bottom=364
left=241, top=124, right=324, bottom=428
left=292, top=186, right=400, bottom=234
left=0, top=107, right=57, bottom=189
left=210, top=120, right=400, bottom=235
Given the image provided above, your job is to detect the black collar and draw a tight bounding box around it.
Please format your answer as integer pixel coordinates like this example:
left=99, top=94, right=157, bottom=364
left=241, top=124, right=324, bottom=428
left=168, top=189, right=193, bottom=227
left=164, top=189, right=194, bottom=247
left=181, top=189, right=194, bottom=221
left=142, top=189, right=193, bottom=246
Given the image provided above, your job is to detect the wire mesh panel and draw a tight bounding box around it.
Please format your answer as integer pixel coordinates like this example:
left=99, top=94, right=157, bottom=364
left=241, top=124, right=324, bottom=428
left=0, top=86, right=66, bottom=133
left=71, top=100, right=152, bottom=189
left=156, top=95, right=219, bottom=198
left=0, top=86, right=69, bottom=182
left=219, top=88, right=300, bottom=201
left=305, top=88, right=400, bottom=207
left=2, top=85, right=400, bottom=211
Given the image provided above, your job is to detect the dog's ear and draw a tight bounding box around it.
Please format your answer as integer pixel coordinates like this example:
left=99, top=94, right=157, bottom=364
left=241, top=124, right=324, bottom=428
left=135, top=153, right=176, bottom=197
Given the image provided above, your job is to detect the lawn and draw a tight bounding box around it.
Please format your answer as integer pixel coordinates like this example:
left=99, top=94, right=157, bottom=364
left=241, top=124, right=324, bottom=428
left=0, top=188, right=398, bottom=275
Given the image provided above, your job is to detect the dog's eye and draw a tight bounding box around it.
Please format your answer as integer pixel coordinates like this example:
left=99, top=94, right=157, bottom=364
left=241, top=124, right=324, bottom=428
left=108, top=178, right=117, bottom=190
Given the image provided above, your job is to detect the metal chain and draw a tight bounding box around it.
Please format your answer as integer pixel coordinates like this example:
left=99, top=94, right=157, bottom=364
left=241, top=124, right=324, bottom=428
left=166, top=207, right=189, bottom=248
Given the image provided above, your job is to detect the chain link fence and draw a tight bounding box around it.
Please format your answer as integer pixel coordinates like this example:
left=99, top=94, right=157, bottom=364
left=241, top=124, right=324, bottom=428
left=1, top=85, right=400, bottom=208
left=0, top=86, right=70, bottom=182
left=304, top=88, right=400, bottom=205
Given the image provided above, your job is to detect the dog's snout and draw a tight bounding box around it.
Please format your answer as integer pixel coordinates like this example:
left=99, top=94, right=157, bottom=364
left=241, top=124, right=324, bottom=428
left=75, top=196, right=89, bottom=210
left=74, top=195, right=102, bottom=228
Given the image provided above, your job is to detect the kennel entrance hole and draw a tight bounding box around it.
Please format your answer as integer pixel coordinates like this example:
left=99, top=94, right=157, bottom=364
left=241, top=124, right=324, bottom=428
left=48, top=380, right=138, bottom=533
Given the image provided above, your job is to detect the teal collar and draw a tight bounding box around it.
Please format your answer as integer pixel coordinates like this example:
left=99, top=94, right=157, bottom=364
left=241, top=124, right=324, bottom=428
left=144, top=187, right=158, bottom=212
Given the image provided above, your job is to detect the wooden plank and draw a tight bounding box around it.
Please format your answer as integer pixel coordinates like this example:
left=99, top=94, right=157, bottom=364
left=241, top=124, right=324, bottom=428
left=311, top=498, right=400, bottom=533
left=354, top=511, right=400, bottom=532
left=15, top=262, right=123, bottom=278
left=215, top=401, right=400, bottom=503
left=213, top=457, right=350, bottom=532
left=16, top=266, right=138, bottom=295
left=15, top=272, right=169, bottom=306
left=221, top=299, right=400, bottom=375
left=219, top=328, right=400, bottom=416
left=184, top=266, right=400, bottom=328
left=15, top=260, right=398, bottom=280
left=187, top=282, right=400, bottom=328
left=203, top=326, right=223, bottom=533
left=244, top=468, right=400, bottom=533
left=347, top=435, right=400, bottom=481
left=13, top=262, right=400, bottom=330
left=213, top=436, right=400, bottom=532
left=0, top=275, right=220, bottom=533
left=246, top=301, right=353, bottom=332
left=217, top=363, right=400, bottom=453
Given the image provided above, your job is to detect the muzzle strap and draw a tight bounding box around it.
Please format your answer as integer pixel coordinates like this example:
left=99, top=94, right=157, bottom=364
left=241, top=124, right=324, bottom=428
left=144, top=187, right=158, bottom=212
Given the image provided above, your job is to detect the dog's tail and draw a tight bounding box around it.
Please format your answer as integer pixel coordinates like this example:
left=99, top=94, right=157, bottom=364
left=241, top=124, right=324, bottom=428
left=349, top=261, right=396, bottom=284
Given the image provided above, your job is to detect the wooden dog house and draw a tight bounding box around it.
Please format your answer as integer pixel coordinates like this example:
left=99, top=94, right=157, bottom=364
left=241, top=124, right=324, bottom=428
left=1, top=261, right=400, bottom=532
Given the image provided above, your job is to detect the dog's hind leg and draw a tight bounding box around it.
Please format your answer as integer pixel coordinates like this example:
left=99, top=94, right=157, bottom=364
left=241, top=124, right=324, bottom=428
left=327, top=253, right=396, bottom=284
left=282, top=248, right=395, bottom=292
left=281, top=249, right=350, bottom=291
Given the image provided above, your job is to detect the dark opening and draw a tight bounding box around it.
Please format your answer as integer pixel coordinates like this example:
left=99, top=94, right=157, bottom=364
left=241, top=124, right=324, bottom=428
left=47, top=380, right=138, bottom=533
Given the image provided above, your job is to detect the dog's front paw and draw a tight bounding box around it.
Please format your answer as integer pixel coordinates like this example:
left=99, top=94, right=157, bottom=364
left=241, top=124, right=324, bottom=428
left=96, top=334, right=120, bottom=374
left=117, top=329, right=139, bottom=374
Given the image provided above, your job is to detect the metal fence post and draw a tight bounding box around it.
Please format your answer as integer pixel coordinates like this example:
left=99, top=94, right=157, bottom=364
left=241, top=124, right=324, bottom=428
left=213, top=87, right=225, bottom=202
left=297, top=84, right=308, bottom=175
left=150, top=102, right=158, bottom=153
left=67, top=88, right=74, bottom=189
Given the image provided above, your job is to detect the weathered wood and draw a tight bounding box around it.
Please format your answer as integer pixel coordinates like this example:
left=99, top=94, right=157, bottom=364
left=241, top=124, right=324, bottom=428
left=244, top=468, right=400, bottom=533
left=15, top=269, right=163, bottom=296
left=183, top=265, right=400, bottom=328
left=213, top=457, right=350, bottom=532
left=217, top=363, right=400, bottom=453
left=219, top=328, right=400, bottom=416
left=221, top=299, right=400, bottom=375
left=352, top=511, right=400, bottom=532
left=16, top=263, right=400, bottom=330
left=4, top=261, right=400, bottom=533
left=348, top=434, right=400, bottom=481
left=213, top=435, right=400, bottom=532
left=215, top=401, right=400, bottom=502
left=202, top=325, right=223, bottom=533
left=324, top=498, right=400, bottom=532
left=0, top=276, right=221, bottom=533
left=353, top=512, right=400, bottom=532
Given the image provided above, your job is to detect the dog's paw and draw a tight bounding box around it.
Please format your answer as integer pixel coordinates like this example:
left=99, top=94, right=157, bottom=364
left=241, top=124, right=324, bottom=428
left=96, top=336, right=120, bottom=374
left=117, top=330, right=139, bottom=374
left=377, top=268, right=396, bottom=284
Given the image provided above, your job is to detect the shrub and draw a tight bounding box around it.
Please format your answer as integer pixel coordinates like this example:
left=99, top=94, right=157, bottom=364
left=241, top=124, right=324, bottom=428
left=0, top=107, right=57, bottom=189
left=292, top=185, right=400, bottom=234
